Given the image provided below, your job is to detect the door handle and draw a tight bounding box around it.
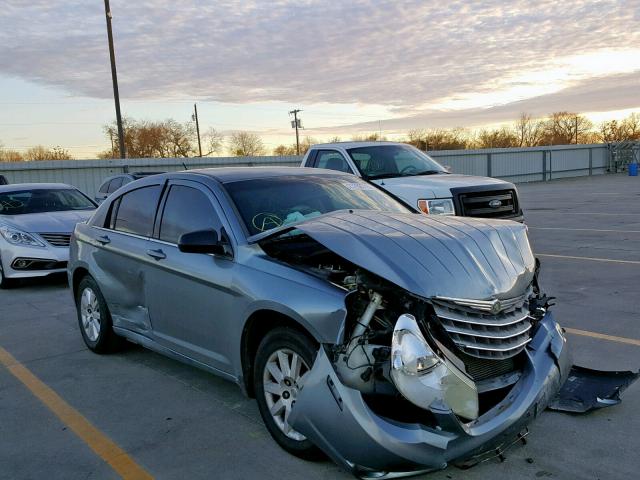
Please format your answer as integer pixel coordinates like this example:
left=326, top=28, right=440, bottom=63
left=146, top=248, right=166, bottom=260
left=97, top=235, right=111, bottom=245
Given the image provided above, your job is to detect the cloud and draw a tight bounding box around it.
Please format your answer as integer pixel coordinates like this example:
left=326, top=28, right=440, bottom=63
left=0, top=0, right=639, bottom=125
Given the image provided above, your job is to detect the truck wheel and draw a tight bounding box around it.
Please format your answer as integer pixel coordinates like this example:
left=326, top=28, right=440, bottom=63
left=253, top=327, right=323, bottom=460
left=76, top=276, right=122, bottom=353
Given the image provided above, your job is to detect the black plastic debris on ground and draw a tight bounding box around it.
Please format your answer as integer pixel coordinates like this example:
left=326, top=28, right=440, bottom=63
left=548, top=365, right=640, bottom=413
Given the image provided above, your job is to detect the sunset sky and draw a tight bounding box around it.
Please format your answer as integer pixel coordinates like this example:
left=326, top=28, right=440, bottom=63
left=1, top=0, right=639, bottom=157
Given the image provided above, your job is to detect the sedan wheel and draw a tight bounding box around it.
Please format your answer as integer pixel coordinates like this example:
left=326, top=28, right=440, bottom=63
left=253, top=327, right=322, bottom=460
left=263, top=348, right=309, bottom=441
left=75, top=276, right=122, bottom=353
left=80, top=287, right=102, bottom=342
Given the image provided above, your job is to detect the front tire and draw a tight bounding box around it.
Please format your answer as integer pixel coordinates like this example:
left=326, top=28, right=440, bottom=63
left=75, top=276, right=122, bottom=353
left=253, top=327, right=322, bottom=460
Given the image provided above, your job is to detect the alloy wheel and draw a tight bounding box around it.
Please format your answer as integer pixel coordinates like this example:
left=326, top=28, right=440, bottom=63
left=80, top=287, right=101, bottom=342
left=262, top=348, right=310, bottom=440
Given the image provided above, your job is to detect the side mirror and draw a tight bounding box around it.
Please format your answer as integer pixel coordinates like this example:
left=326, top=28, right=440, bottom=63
left=443, top=165, right=452, bottom=173
left=178, top=229, right=226, bottom=255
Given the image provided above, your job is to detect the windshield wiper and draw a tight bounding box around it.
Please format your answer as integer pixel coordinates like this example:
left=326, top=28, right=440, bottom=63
left=408, top=170, right=445, bottom=176
left=366, top=173, right=404, bottom=180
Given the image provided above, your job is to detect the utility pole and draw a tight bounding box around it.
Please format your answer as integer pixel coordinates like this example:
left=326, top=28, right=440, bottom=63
left=575, top=115, right=579, bottom=144
left=103, top=0, right=126, bottom=159
left=192, top=103, right=202, bottom=157
left=289, top=109, right=302, bottom=155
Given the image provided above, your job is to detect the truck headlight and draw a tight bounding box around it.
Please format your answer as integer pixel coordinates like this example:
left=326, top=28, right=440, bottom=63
left=391, top=314, right=479, bottom=420
left=0, top=224, right=45, bottom=247
left=417, top=199, right=455, bottom=215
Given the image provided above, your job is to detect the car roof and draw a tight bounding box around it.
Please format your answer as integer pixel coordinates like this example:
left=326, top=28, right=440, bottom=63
left=0, top=183, right=75, bottom=193
left=308, top=141, right=406, bottom=150
left=186, top=166, right=354, bottom=183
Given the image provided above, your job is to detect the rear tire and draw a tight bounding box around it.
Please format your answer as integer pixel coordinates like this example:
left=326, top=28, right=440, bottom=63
left=75, top=276, right=123, bottom=353
left=253, top=327, right=323, bottom=460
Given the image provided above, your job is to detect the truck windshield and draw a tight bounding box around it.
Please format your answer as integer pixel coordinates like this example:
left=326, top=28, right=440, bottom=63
left=347, top=145, right=446, bottom=180
left=224, top=174, right=411, bottom=236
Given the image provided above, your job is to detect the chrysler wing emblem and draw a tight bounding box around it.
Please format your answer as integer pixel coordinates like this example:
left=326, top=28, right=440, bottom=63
left=490, top=299, right=503, bottom=314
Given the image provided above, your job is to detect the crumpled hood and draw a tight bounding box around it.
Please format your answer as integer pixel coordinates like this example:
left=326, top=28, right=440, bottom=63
left=370, top=174, right=512, bottom=200
left=294, top=210, right=535, bottom=300
left=0, top=210, right=94, bottom=233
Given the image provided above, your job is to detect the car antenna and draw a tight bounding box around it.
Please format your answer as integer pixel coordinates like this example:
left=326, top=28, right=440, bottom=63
left=182, top=162, right=189, bottom=170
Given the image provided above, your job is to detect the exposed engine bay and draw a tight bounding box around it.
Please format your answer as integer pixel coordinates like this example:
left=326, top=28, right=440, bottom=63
left=262, top=232, right=554, bottom=422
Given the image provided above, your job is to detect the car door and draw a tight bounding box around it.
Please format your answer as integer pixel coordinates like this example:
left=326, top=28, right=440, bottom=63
left=91, top=183, right=163, bottom=334
left=144, top=179, right=235, bottom=373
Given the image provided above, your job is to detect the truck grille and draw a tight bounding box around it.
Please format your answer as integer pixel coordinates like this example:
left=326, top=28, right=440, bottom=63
left=432, top=295, right=533, bottom=360
left=39, top=233, right=72, bottom=247
left=458, top=189, right=518, bottom=218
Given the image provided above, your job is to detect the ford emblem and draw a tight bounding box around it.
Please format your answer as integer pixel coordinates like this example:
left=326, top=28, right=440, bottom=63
left=489, top=199, right=502, bottom=208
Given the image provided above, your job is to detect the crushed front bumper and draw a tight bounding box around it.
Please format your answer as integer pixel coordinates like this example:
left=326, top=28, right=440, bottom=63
left=289, top=313, right=571, bottom=478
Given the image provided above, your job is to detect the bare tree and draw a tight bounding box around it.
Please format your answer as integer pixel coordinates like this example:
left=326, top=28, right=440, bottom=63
left=406, top=129, right=427, bottom=150
left=299, top=136, right=318, bottom=155
left=474, top=127, right=519, bottom=148
left=203, top=128, right=225, bottom=156
left=273, top=144, right=296, bottom=156
left=0, top=142, right=24, bottom=162
left=514, top=113, right=545, bottom=147
left=100, top=117, right=196, bottom=158
left=542, top=112, right=593, bottom=145
left=351, top=133, right=387, bottom=142
left=228, top=131, right=265, bottom=156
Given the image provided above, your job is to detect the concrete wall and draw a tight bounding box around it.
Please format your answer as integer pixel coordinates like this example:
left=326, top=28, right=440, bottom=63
left=0, top=144, right=610, bottom=197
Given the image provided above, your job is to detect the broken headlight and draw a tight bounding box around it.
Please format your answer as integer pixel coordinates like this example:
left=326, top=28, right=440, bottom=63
left=391, top=314, right=479, bottom=420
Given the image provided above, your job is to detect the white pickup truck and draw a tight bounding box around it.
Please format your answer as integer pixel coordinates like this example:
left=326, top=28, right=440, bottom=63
left=301, top=141, right=523, bottom=221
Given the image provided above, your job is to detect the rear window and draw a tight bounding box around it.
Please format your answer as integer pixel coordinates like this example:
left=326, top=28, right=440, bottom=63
left=0, top=189, right=95, bottom=215
left=112, top=185, right=162, bottom=237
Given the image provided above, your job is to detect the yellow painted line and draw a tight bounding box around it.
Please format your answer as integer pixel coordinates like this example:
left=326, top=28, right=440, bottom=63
left=530, top=227, right=640, bottom=234
left=537, top=253, right=640, bottom=265
left=0, top=347, right=153, bottom=480
left=565, top=328, right=640, bottom=347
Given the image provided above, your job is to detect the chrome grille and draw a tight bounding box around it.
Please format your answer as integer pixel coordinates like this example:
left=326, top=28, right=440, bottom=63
left=459, top=190, right=517, bottom=218
left=432, top=295, right=533, bottom=360
left=39, top=233, right=71, bottom=247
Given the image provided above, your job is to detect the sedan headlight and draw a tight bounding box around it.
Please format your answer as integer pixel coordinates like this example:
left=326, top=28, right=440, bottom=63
left=417, top=198, right=455, bottom=215
left=0, top=224, right=45, bottom=247
left=391, top=314, right=479, bottom=420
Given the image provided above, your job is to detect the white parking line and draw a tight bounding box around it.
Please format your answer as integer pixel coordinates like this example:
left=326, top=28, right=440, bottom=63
left=537, top=253, right=640, bottom=265
left=529, top=227, right=640, bottom=234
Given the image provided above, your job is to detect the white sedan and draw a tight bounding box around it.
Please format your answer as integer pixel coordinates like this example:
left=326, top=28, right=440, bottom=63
left=0, top=183, right=95, bottom=288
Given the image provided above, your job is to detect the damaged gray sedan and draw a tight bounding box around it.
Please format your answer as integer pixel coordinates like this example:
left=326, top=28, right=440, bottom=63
left=68, top=167, right=572, bottom=477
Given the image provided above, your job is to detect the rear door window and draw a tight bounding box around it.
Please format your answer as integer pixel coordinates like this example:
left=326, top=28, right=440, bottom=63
left=158, top=185, right=221, bottom=244
left=113, top=185, right=162, bottom=237
left=107, top=177, right=124, bottom=193
left=314, top=150, right=352, bottom=173
left=98, top=180, right=111, bottom=194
